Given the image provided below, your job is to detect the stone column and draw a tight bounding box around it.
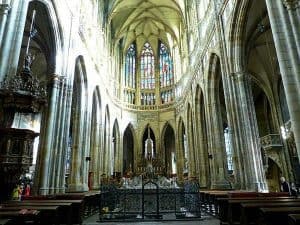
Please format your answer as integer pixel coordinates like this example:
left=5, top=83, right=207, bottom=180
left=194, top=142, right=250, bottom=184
left=50, top=78, right=73, bottom=194
left=90, top=118, right=101, bottom=190
left=266, top=0, right=300, bottom=162
left=205, top=93, right=229, bottom=189
left=196, top=109, right=209, bottom=188
left=235, top=72, right=267, bottom=191
left=283, top=0, right=300, bottom=55
left=34, top=74, right=60, bottom=195
left=68, top=89, right=88, bottom=192
left=187, top=110, right=196, bottom=177
left=175, top=128, right=184, bottom=182
left=0, top=0, right=28, bottom=81
left=0, top=4, right=10, bottom=46
left=226, top=73, right=247, bottom=189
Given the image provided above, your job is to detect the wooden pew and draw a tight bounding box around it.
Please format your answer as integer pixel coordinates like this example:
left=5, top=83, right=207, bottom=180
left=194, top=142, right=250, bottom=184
left=0, top=210, right=40, bottom=225
left=54, top=191, right=100, bottom=217
left=241, top=200, right=300, bottom=225
left=217, top=194, right=293, bottom=225
left=0, top=206, right=59, bottom=225
left=227, top=197, right=299, bottom=225
left=21, top=199, right=83, bottom=225
left=199, top=190, right=229, bottom=214
left=22, top=191, right=99, bottom=222
left=2, top=202, right=73, bottom=225
left=288, top=214, right=300, bottom=225
left=259, top=207, right=300, bottom=225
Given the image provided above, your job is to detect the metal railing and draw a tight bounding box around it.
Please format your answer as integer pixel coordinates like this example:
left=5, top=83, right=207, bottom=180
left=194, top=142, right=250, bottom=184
left=99, top=185, right=201, bottom=221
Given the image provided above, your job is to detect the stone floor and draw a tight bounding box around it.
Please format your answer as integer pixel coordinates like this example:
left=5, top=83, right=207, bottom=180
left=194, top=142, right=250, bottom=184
left=83, top=212, right=220, bottom=225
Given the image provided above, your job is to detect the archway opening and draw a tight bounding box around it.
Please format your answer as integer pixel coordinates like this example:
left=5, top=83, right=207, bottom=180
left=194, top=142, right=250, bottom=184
left=123, top=125, right=134, bottom=175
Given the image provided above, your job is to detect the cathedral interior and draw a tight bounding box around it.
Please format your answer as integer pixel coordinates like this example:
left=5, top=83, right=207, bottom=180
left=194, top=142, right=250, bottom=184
left=0, top=0, right=300, bottom=223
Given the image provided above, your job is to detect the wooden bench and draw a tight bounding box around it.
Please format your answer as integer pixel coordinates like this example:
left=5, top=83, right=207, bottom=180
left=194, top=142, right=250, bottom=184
left=217, top=195, right=296, bottom=225
left=288, top=214, right=300, bottom=225
left=22, top=191, right=99, bottom=221
left=0, top=205, right=60, bottom=225
left=21, top=199, right=83, bottom=224
left=2, top=202, right=73, bottom=225
left=241, top=200, right=300, bottom=225
left=199, top=190, right=230, bottom=214
left=259, top=207, right=300, bottom=225
left=0, top=210, right=40, bottom=225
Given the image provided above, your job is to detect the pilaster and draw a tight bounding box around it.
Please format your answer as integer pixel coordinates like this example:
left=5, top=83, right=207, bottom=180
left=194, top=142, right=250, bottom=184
left=34, top=74, right=61, bottom=195
left=205, top=87, right=230, bottom=189
left=0, top=0, right=28, bottom=81
left=0, top=4, right=10, bottom=46
left=234, top=72, right=267, bottom=191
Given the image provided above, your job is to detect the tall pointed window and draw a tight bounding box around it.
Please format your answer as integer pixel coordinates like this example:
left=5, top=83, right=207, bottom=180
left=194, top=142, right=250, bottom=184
left=125, top=44, right=136, bottom=88
left=124, top=44, right=136, bottom=104
left=159, top=42, right=173, bottom=88
left=159, top=42, right=174, bottom=104
left=141, top=42, right=155, bottom=90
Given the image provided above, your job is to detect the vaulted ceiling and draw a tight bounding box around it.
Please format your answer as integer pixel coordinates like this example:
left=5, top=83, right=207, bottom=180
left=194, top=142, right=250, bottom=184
left=108, top=0, right=186, bottom=54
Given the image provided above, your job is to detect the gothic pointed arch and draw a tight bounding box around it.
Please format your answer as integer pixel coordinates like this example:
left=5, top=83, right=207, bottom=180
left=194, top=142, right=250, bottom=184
left=26, top=0, right=64, bottom=195
left=123, top=123, right=135, bottom=174
left=142, top=124, right=156, bottom=160
left=159, top=41, right=174, bottom=104
left=18, top=0, right=63, bottom=78
left=123, top=42, right=136, bottom=104
left=161, top=122, right=176, bottom=175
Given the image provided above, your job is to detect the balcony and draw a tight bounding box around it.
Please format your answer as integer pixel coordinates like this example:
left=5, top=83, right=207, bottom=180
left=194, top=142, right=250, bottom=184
left=260, top=134, right=283, bottom=150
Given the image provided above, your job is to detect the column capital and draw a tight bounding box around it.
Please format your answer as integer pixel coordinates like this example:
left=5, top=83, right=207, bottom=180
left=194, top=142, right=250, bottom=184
left=230, top=71, right=248, bottom=81
left=47, top=74, right=65, bottom=87
left=0, top=4, right=10, bottom=14
left=283, top=0, right=300, bottom=10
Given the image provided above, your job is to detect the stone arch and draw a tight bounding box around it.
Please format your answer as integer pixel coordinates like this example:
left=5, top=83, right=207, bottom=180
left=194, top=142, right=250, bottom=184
left=19, top=0, right=63, bottom=76
left=141, top=124, right=156, bottom=160
left=161, top=122, right=176, bottom=176
left=123, top=123, right=136, bottom=174
left=228, top=0, right=251, bottom=72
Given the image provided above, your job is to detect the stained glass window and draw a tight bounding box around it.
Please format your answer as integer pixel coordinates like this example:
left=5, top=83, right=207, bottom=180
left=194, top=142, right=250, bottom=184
left=125, top=44, right=136, bottom=88
left=159, top=42, right=174, bottom=88
left=141, top=42, right=155, bottom=89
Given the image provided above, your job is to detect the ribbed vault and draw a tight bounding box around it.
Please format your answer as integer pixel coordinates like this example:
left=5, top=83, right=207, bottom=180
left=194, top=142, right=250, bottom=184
left=109, top=0, right=185, bottom=53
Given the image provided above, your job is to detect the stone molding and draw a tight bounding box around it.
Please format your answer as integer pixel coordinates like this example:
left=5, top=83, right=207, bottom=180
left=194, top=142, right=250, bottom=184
left=283, top=0, right=300, bottom=10
left=0, top=4, right=10, bottom=14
